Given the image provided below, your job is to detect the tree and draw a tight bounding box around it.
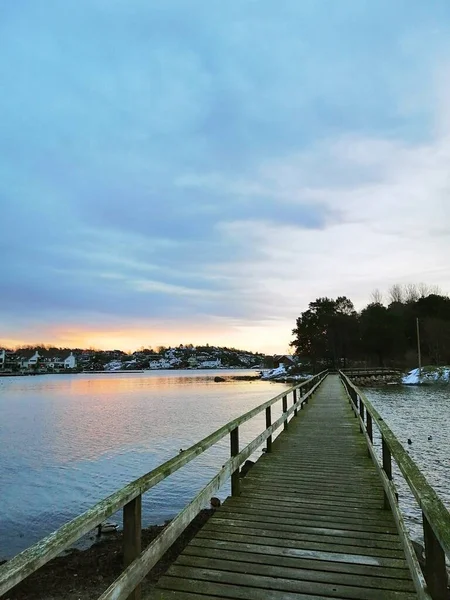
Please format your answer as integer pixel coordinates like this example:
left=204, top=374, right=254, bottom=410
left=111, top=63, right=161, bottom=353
left=360, top=303, right=394, bottom=366
left=422, top=318, right=450, bottom=365
left=370, top=289, right=383, bottom=305
left=291, top=296, right=359, bottom=369
left=388, top=284, right=404, bottom=304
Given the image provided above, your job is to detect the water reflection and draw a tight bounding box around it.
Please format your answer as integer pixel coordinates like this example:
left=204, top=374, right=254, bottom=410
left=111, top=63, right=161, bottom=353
left=0, top=371, right=288, bottom=558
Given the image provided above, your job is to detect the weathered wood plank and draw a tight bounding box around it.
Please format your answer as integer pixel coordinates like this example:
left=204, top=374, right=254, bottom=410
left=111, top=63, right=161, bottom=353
left=202, top=519, right=403, bottom=550
left=225, top=492, right=386, bottom=508
left=212, top=513, right=401, bottom=542
left=241, top=482, right=384, bottom=502
left=221, top=499, right=395, bottom=524
left=218, top=506, right=392, bottom=527
left=157, top=575, right=352, bottom=600
left=186, top=539, right=413, bottom=579
left=196, top=529, right=406, bottom=560
left=165, top=565, right=417, bottom=600
left=178, top=551, right=416, bottom=591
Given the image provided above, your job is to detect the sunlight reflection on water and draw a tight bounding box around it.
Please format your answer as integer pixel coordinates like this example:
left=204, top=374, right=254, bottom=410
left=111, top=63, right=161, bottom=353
left=0, top=370, right=289, bottom=558
left=1, top=373, right=448, bottom=558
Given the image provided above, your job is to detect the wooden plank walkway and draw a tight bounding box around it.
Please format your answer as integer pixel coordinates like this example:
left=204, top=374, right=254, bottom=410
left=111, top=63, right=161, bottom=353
left=150, top=374, right=417, bottom=600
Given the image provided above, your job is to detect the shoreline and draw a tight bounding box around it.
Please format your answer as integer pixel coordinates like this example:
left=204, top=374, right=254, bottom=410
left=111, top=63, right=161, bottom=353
left=2, top=510, right=214, bottom=600
left=0, top=367, right=261, bottom=378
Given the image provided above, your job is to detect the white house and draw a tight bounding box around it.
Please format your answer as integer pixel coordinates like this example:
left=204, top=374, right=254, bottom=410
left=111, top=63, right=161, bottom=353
left=198, top=359, right=222, bottom=369
left=20, top=351, right=41, bottom=369
left=0, top=350, right=5, bottom=369
left=149, top=358, right=172, bottom=369
left=18, top=350, right=77, bottom=371
left=64, top=352, right=76, bottom=369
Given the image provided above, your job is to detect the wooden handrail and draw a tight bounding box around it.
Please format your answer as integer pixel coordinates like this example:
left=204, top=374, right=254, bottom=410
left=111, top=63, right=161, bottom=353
left=339, top=371, right=450, bottom=600
left=0, top=370, right=328, bottom=598
left=341, top=367, right=400, bottom=371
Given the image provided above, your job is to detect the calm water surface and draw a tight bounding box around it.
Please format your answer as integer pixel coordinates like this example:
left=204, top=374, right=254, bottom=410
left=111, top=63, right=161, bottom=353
left=1, top=374, right=448, bottom=559
left=0, top=370, right=289, bottom=558
left=366, top=385, right=450, bottom=543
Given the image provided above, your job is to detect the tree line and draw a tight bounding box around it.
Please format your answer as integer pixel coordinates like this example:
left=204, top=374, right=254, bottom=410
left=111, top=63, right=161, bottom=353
left=290, top=284, right=450, bottom=370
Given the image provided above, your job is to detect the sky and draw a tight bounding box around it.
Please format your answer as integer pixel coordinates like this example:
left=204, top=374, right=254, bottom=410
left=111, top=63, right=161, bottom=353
left=1, top=1, right=450, bottom=354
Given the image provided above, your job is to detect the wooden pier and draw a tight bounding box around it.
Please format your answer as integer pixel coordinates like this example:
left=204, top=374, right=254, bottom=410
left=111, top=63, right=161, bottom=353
left=151, top=375, right=417, bottom=600
left=1, top=372, right=449, bottom=600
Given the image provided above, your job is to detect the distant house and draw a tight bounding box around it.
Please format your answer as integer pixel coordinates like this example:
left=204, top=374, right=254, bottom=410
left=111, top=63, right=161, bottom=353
left=273, top=355, right=296, bottom=369
left=0, top=349, right=5, bottom=370
left=19, top=350, right=41, bottom=369
left=64, top=352, right=76, bottom=369
left=18, top=350, right=77, bottom=371
left=149, top=358, right=173, bottom=369
left=199, top=359, right=222, bottom=369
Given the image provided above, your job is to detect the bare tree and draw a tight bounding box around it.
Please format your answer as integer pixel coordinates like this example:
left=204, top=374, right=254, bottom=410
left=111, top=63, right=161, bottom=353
left=430, top=284, right=443, bottom=296
left=388, top=284, right=404, bottom=304
left=370, top=288, right=383, bottom=305
left=404, top=283, right=420, bottom=303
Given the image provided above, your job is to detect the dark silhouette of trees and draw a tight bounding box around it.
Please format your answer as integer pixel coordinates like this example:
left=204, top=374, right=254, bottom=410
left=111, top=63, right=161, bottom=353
left=291, top=286, right=450, bottom=369
left=291, top=296, right=359, bottom=369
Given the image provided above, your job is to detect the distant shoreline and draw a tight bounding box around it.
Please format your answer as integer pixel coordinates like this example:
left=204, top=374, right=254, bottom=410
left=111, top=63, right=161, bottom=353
left=0, top=367, right=260, bottom=378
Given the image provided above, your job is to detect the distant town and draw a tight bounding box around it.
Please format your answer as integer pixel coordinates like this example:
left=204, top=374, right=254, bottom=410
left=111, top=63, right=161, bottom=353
left=0, top=345, right=276, bottom=374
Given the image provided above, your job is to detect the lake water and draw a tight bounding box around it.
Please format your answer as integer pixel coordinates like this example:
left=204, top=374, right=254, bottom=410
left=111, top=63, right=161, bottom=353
left=366, top=384, right=450, bottom=544
left=0, top=373, right=448, bottom=560
left=0, top=370, right=289, bottom=559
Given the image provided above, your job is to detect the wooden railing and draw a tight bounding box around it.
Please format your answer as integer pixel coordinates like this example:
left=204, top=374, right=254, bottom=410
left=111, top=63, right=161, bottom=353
left=0, top=370, right=328, bottom=600
left=340, top=371, right=450, bottom=600
left=341, top=367, right=401, bottom=376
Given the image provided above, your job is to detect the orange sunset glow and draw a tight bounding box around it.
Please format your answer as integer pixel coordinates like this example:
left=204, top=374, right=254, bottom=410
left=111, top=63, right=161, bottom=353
left=0, top=320, right=293, bottom=355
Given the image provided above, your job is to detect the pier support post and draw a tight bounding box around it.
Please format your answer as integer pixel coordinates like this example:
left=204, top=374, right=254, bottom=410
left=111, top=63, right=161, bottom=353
left=293, top=389, right=298, bottom=416
left=230, top=427, right=240, bottom=496
left=123, top=495, right=142, bottom=600
left=423, top=513, right=447, bottom=600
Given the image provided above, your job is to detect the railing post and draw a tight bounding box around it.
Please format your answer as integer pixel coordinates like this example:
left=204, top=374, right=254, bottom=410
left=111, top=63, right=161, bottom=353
left=293, top=389, right=298, bottom=416
left=230, top=426, right=240, bottom=496
left=359, top=397, right=364, bottom=432
left=366, top=412, right=373, bottom=457
left=423, top=513, right=447, bottom=600
left=382, top=436, right=392, bottom=510
left=282, top=395, right=288, bottom=430
left=265, top=406, right=272, bottom=453
left=123, top=495, right=142, bottom=600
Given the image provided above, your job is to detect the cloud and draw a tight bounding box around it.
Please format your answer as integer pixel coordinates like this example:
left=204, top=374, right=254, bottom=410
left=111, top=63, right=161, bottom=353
left=1, top=1, right=450, bottom=351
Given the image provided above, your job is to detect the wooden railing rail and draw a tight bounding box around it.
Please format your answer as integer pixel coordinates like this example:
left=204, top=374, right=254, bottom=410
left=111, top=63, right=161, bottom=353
left=341, top=367, right=400, bottom=372
left=340, top=371, right=450, bottom=600
left=341, top=367, right=401, bottom=376
left=0, top=370, right=328, bottom=600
